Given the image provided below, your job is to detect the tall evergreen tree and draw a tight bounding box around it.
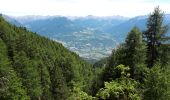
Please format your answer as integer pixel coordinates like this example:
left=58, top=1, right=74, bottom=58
left=143, top=6, right=170, bottom=68
left=104, top=27, right=147, bottom=82
left=124, top=27, right=147, bottom=81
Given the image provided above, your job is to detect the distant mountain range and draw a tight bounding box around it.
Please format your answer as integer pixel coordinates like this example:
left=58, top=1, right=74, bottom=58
left=2, top=14, right=170, bottom=62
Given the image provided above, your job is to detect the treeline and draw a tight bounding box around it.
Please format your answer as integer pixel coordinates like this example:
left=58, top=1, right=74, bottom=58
left=0, top=15, right=94, bottom=100
left=90, top=6, right=170, bottom=100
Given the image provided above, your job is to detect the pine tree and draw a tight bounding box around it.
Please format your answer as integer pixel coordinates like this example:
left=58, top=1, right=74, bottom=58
left=124, top=27, right=147, bottom=81
left=105, top=27, right=147, bottom=82
left=143, top=6, right=170, bottom=68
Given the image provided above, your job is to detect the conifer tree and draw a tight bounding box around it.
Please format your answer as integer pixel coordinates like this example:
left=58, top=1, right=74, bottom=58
left=143, top=6, right=170, bottom=68
left=124, top=27, right=147, bottom=81
left=105, top=27, right=147, bottom=82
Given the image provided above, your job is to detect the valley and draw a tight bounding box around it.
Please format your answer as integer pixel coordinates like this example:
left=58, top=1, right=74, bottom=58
left=1, top=4, right=170, bottom=99
left=3, top=14, right=170, bottom=62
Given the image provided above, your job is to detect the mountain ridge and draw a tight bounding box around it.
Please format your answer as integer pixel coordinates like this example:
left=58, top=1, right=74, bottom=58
left=2, top=14, right=170, bottom=62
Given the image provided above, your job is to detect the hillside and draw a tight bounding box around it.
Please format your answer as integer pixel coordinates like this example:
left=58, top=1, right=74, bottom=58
left=14, top=15, right=170, bottom=61
left=0, top=16, right=94, bottom=99
left=1, top=7, right=170, bottom=100
left=3, top=14, right=170, bottom=62
left=13, top=15, right=128, bottom=61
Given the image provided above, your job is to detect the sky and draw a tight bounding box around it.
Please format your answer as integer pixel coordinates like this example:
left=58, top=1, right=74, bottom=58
left=0, top=0, right=170, bottom=17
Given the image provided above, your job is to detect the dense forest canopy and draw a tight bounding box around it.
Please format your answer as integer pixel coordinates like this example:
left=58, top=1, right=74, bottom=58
left=0, top=7, right=170, bottom=100
left=0, top=15, right=94, bottom=99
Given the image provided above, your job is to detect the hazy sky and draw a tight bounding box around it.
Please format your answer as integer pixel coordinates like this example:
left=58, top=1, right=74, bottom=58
left=0, top=0, right=170, bottom=17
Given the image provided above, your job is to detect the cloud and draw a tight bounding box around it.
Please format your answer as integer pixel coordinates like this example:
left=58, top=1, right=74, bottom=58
left=0, top=0, right=170, bottom=17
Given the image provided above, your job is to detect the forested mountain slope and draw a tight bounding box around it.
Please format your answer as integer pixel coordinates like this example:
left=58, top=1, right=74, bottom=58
left=0, top=16, right=94, bottom=100
left=0, top=7, right=170, bottom=100
left=2, top=14, right=170, bottom=63
left=13, top=15, right=170, bottom=62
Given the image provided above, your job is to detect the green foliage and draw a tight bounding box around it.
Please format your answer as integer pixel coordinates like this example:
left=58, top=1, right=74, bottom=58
left=103, top=45, right=126, bottom=82
left=0, top=39, right=30, bottom=100
left=50, top=64, right=69, bottom=100
left=97, top=65, right=140, bottom=100
left=144, top=64, right=170, bottom=100
left=93, top=57, right=109, bottom=68
left=13, top=51, right=42, bottom=99
left=143, top=6, right=170, bottom=68
left=37, top=60, right=52, bottom=100
left=142, top=7, right=170, bottom=100
left=0, top=7, right=170, bottom=100
left=104, top=27, right=147, bottom=82
left=90, top=67, right=105, bottom=96
left=98, top=7, right=170, bottom=100
left=68, top=85, right=96, bottom=100
left=124, top=27, right=147, bottom=81
left=165, top=64, right=170, bottom=99
left=0, top=16, right=94, bottom=99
